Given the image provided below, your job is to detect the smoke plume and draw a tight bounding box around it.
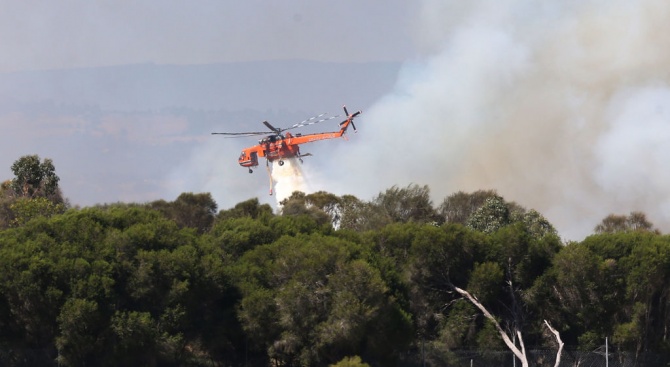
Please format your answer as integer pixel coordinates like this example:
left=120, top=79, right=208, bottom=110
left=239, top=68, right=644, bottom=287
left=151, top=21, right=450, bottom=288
left=317, top=0, right=670, bottom=240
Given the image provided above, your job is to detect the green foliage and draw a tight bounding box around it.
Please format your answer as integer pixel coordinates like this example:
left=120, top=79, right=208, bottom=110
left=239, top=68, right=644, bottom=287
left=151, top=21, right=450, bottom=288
left=55, top=298, right=102, bottom=366
left=466, top=195, right=510, bottom=233
left=0, top=180, right=16, bottom=228
left=279, top=191, right=333, bottom=227
left=10, top=155, right=60, bottom=199
left=437, top=300, right=478, bottom=349
left=9, top=197, right=66, bottom=227
left=149, top=192, right=218, bottom=233
left=217, top=197, right=273, bottom=221
left=476, top=319, right=505, bottom=350
left=461, top=192, right=558, bottom=241
left=468, top=262, right=504, bottom=305
left=338, top=194, right=392, bottom=232
left=0, top=204, right=244, bottom=365
left=2, top=185, right=670, bottom=365
left=612, top=302, right=645, bottom=351
left=595, top=211, right=658, bottom=234
left=1, top=155, right=67, bottom=230
left=518, top=209, right=558, bottom=238
left=232, top=233, right=411, bottom=365
left=269, top=211, right=330, bottom=236
left=373, top=183, right=440, bottom=224
left=110, top=310, right=159, bottom=363
left=408, top=223, right=489, bottom=340
left=439, top=189, right=498, bottom=225
left=330, top=355, right=370, bottom=367
left=209, top=216, right=276, bottom=259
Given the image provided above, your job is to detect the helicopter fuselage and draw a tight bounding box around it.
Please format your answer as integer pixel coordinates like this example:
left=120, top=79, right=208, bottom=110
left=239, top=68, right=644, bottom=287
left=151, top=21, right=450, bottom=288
left=237, top=127, right=347, bottom=168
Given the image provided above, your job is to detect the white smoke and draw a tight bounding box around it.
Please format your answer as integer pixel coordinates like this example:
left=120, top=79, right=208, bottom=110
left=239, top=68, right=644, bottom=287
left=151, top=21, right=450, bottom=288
left=271, top=158, right=310, bottom=205
left=317, top=0, right=670, bottom=240
left=165, top=0, right=670, bottom=240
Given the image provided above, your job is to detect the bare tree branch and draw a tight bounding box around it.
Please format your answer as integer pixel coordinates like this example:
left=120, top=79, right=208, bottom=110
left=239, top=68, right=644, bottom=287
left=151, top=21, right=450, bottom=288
left=452, top=285, right=529, bottom=367
left=544, top=319, right=564, bottom=367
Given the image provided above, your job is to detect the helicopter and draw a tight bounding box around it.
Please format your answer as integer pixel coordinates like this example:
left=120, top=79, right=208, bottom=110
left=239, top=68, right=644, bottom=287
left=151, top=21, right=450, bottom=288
left=212, top=105, right=361, bottom=173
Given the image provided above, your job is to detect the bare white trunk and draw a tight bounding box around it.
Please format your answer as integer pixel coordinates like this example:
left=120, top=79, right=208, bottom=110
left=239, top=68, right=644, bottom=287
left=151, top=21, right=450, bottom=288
left=453, top=285, right=529, bottom=367
left=544, top=320, right=564, bottom=367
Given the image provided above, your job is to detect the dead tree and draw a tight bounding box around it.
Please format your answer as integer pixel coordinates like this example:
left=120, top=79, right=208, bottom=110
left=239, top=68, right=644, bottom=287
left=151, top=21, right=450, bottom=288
left=452, top=285, right=529, bottom=367
left=544, top=320, right=564, bottom=367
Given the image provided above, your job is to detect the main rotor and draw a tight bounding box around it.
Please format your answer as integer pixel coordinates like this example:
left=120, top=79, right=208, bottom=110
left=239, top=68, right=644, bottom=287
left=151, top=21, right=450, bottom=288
left=212, top=112, right=339, bottom=138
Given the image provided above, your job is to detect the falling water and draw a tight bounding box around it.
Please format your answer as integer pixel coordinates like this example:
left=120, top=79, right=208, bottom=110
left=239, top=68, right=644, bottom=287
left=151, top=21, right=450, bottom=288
left=271, top=157, right=310, bottom=205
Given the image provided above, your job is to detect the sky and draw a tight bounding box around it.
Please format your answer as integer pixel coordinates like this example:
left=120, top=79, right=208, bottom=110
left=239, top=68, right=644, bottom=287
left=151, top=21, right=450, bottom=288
left=3, top=0, right=670, bottom=241
left=0, top=1, right=418, bottom=72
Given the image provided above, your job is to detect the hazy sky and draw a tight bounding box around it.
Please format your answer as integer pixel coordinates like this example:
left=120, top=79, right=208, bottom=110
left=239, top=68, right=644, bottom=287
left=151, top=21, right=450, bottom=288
left=0, top=1, right=419, bottom=72
left=3, top=0, right=670, bottom=241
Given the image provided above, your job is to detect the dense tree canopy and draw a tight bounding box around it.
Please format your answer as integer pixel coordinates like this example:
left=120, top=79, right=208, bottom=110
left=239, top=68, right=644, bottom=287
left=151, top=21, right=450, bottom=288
left=1, top=163, right=669, bottom=366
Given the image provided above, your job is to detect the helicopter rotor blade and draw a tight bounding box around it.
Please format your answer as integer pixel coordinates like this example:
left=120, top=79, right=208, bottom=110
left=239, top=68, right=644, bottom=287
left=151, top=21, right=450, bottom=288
left=211, top=131, right=269, bottom=138
left=285, top=115, right=339, bottom=131
left=211, top=108, right=355, bottom=139
left=288, top=113, right=328, bottom=129
left=262, top=120, right=281, bottom=133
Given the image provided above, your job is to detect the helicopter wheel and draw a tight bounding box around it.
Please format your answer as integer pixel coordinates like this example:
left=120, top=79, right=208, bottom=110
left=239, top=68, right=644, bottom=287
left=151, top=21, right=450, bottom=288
left=278, top=160, right=285, bottom=166
left=249, top=168, right=253, bottom=174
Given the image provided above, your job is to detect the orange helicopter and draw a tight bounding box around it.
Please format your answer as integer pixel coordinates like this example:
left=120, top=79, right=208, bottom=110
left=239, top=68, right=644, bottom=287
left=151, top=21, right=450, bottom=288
left=212, top=105, right=361, bottom=195
left=212, top=105, right=361, bottom=172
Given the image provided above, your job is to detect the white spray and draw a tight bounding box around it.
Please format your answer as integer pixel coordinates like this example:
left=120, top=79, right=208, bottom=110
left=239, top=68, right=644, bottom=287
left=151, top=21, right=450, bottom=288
left=271, top=158, right=310, bottom=205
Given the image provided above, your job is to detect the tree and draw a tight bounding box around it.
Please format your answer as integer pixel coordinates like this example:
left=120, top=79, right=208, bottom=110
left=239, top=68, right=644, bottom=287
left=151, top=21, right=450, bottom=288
left=517, top=209, right=558, bottom=239
left=1, top=156, right=66, bottom=229
left=55, top=298, right=103, bottom=366
left=544, top=320, right=565, bottom=367
left=330, top=355, right=370, bottom=367
left=453, top=285, right=530, bottom=367
left=10, top=155, right=61, bottom=200
left=338, top=195, right=392, bottom=232
left=279, top=191, right=333, bottom=227
left=9, top=197, right=66, bottom=227
left=149, top=192, right=217, bottom=233
left=595, top=211, right=658, bottom=234
left=0, top=205, right=245, bottom=365
left=0, top=180, right=16, bottom=228
left=303, top=191, right=344, bottom=226
left=406, top=216, right=562, bottom=365
left=466, top=195, right=510, bottom=233
left=209, top=216, right=276, bottom=259
left=465, top=194, right=557, bottom=239
left=373, top=184, right=439, bottom=224
left=232, top=233, right=411, bottom=365
left=217, top=197, right=273, bottom=221
left=439, top=189, right=498, bottom=225
left=407, top=223, right=488, bottom=352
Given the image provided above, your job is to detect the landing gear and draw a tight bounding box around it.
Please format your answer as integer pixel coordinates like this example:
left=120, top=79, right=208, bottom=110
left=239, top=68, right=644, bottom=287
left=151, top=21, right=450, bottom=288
left=278, top=160, right=285, bottom=166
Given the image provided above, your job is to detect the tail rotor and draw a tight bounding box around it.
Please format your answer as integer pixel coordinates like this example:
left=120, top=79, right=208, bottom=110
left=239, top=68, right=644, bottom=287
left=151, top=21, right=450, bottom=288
left=341, top=105, right=361, bottom=132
